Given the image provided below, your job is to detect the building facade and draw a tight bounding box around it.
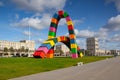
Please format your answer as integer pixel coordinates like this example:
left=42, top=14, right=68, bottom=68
left=54, top=44, right=70, bottom=56
left=86, top=37, right=113, bottom=56
left=0, top=40, right=35, bottom=57
left=86, top=37, right=99, bottom=56
left=110, top=50, right=120, bottom=56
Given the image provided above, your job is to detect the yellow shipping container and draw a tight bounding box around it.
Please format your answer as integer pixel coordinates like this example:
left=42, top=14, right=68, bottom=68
left=71, top=44, right=77, bottom=48
left=57, top=37, right=61, bottom=42
left=48, top=36, right=54, bottom=39
left=43, top=40, right=55, bottom=46
left=66, top=21, right=73, bottom=26
left=46, top=54, right=54, bottom=58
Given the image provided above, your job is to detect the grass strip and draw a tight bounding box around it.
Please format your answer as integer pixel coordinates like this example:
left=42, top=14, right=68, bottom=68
left=0, top=56, right=112, bottom=80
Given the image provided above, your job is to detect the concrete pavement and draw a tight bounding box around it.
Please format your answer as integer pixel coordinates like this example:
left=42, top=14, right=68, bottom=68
left=10, top=56, right=120, bottom=80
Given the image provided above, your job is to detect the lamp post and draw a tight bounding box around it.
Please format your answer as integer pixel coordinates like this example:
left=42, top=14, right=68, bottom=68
left=28, top=24, right=31, bottom=57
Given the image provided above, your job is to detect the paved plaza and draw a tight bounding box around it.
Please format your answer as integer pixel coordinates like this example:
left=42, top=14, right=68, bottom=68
left=10, top=56, right=120, bottom=80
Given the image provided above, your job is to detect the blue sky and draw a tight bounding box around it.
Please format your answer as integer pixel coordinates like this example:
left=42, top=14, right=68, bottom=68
left=0, top=0, right=120, bottom=50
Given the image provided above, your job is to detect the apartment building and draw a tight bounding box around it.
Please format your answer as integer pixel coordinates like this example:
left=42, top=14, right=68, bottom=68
left=54, top=44, right=70, bottom=56
left=19, top=40, right=35, bottom=51
left=0, top=40, right=35, bottom=57
left=110, top=50, right=120, bottom=56
left=0, top=40, right=35, bottom=50
left=86, top=37, right=99, bottom=56
left=86, top=37, right=120, bottom=56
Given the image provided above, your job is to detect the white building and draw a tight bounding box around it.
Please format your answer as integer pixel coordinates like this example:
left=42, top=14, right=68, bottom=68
left=86, top=37, right=99, bottom=56
left=86, top=37, right=113, bottom=56
left=117, top=50, right=120, bottom=56
left=0, top=40, right=35, bottom=57
left=19, top=40, right=35, bottom=51
left=111, top=50, right=120, bottom=56
left=54, top=44, right=70, bottom=56
left=98, top=49, right=111, bottom=55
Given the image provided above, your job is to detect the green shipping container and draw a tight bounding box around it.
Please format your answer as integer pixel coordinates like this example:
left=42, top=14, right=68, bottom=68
left=50, top=22, right=58, bottom=28
left=71, top=48, right=77, bottom=53
left=63, top=12, right=69, bottom=17
left=49, top=31, right=56, bottom=36
left=53, top=38, right=58, bottom=43
left=69, top=30, right=74, bottom=34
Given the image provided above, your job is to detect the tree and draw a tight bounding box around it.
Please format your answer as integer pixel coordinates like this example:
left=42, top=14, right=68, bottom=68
left=20, top=46, right=25, bottom=52
left=17, top=49, right=21, bottom=53
left=3, top=47, right=9, bottom=56
left=4, top=47, right=8, bottom=53
left=25, top=48, right=29, bottom=53
left=9, top=47, right=14, bottom=53
left=9, top=47, right=15, bottom=56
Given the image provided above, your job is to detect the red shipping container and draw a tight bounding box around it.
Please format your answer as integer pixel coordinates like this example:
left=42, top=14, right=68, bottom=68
left=58, top=10, right=64, bottom=16
left=60, top=36, right=65, bottom=41
left=48, top=49, right=54, bottom=54
left=68, top=25, right=74, bottom=30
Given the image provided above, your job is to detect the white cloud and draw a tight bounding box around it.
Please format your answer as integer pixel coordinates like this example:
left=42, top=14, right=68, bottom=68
left=58, top=18, right=85, bottom=26
left=32, top=13, right=41, bottom=17
left=76, top=39, right=80, bottom=44
left=103, top=15, right=120, bottom=31
left=11, top=0, right=66, bottom=12
left=15, top=14, right=19, bottom=19
left=107, top=34, right=120, bottom=42
left=76, top=39, right=86, bottom=49
left=23, top=31, right=31, bottom=36
left=95, top=28, right=108, bottom=39
left=37, top=38, right=44, bottom=43
left=73, top=17, right=85, bottom=25
left=116, top=43, right=120, bottom=47
left=0, top=1, right=4, bottom=7
left=106, top=0, right=120, bottom=12
left=11, top=14, right=51, bottom=30
left=58, top=19, right=66, bottom=26
left=75, top=29, right=95, bottom=38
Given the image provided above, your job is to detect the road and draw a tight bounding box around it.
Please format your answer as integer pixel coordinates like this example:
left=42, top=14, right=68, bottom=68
left=10, top=56, right=120, bottom=80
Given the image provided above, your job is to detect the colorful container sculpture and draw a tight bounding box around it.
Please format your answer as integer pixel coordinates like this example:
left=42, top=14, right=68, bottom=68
left=33, top=10, right=83, bottom=58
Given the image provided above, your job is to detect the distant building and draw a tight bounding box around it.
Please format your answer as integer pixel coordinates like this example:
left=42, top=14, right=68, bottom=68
left=54, top=44, right=70, bottom=56
left=0, top=40, right=35, bottom=57
left=98, top=49, right=111, bottom=55
left=86, top=37, right=114, bottom=56
left=117, top=50, right=120, bottom=56
left=111, top=50, right=120, bottom=56
left=86, top=37, right=99, bottom=56
left=19, top=40, right=35, bottom=51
